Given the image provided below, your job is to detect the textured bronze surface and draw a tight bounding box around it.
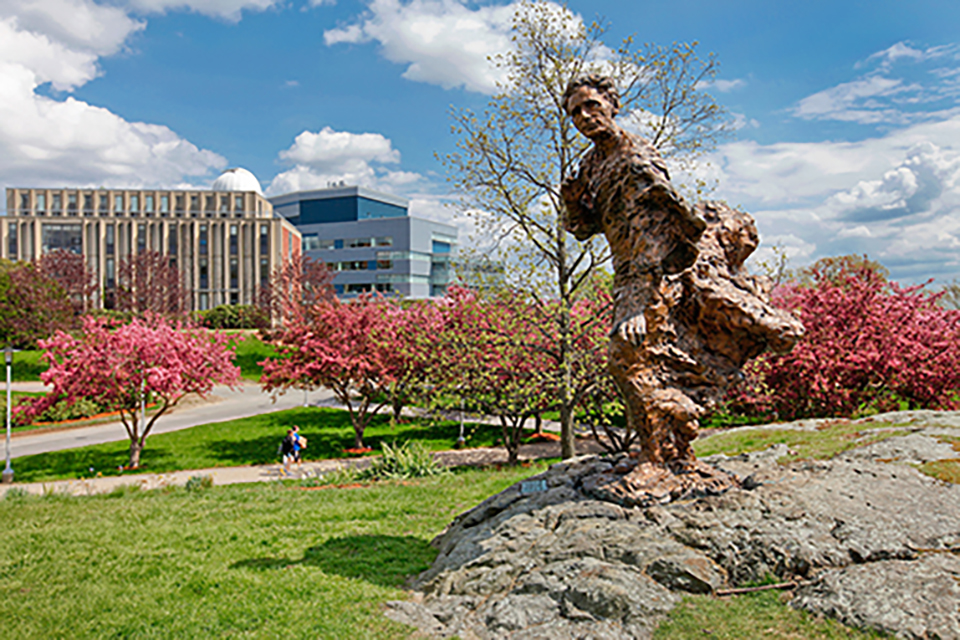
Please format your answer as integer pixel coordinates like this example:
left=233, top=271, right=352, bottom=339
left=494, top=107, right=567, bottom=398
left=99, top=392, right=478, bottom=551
left=562, top=76, right=803, bottom=494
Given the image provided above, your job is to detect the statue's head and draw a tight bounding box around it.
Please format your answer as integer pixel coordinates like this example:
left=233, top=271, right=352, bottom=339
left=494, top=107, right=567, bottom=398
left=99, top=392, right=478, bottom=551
left=562, top=74, right=621, bottom=141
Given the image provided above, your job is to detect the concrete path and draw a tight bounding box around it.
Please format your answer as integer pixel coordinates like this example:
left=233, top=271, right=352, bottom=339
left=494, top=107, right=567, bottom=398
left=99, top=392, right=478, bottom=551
left=3, top=438, right=606, bottom=496
left=6, top=383, right=334, bottom=459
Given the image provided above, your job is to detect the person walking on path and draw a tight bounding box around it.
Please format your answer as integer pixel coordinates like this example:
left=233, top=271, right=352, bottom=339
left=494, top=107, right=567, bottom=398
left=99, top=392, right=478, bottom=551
left=292, top=425, right=307, bottom=469
left=280, top=428, right=296, bottom=476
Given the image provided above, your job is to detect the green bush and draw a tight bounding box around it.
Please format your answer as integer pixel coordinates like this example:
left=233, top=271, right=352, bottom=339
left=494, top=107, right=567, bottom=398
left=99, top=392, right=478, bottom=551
left=196, top=305, right=269, bottom=330
left=358, top=441, right=446, bottom=481
left=185, top=475, right=214, bottom=492
left=35, top=397, right=103, bottom=423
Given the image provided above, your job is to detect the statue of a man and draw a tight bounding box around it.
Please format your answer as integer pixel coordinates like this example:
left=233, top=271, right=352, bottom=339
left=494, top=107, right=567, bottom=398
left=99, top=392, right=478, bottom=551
left=561, top=74, right=707, bottom=465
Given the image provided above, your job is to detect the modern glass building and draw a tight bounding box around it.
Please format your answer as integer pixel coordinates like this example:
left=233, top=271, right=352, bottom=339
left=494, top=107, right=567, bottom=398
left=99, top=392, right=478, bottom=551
left=2, top=169, right=302, bottom=310
left=269, top=186, right=457, bottom=298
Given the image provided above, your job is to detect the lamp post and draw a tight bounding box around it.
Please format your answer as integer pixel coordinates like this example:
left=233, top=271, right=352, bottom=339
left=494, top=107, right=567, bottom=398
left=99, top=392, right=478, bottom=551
left=2, top=345, right=13, bottom=484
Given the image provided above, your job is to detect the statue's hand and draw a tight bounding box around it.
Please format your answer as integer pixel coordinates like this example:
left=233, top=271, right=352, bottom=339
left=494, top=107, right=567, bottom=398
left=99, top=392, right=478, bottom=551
left=613, top=314, right=647, bottom=347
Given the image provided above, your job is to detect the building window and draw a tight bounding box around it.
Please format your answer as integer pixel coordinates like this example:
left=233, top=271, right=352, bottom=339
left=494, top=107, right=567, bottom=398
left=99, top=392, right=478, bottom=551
left=168, top=224, right=178, bottom=255
left=339, top=261, right=368, bottom=271
left=20, top=193, right=30, bottom=213
left=199, top=292, right=209, bottom=311
left=257, top=201, right=262, bottom=215
left=199, top=258, right=209, bottom=290
left=334, top=239, right=344, bottom=249
left=106, top=258, right=115, bottom=289
left=114, top=194, right=123, bottom=212
left=83, top=194, right=93, bottom=214
left=235, top=196, right=244, bottom=211
left=42, top=223, right=82, bottom=254
left=53, top=193, right=62, bottom=213
left=376, top=236, right=392, bottom=247
left=105, top=224, right=115, bottom=255
left=68, top=193, right=78, bottom=213
left=7, top=223, right=17, bottom=257
left=137, top=224, right=146, bottom=253
left=199, top=225, right=208, bottom=255
left=189, top=195, right=199, bottom=213
left=159, top=195, right=169, bottom=214
left=229, top=224, right=238, bottom=255
left=260, top=257, right=269, bottom=287
left=345, top=283, right=372, bottom=293
left=230, top=258, right=238, bottom=289
left=303, top=234, right=320, bottom=251
left=348, top=237, right=372, bottom=248
left=230, top=292, right=239, bottom=305
left=220, top=196, right=229, bottom=213
left=259, top=224, right=268, bottom=255
left=99, top=194, right=109, bottom=214
left=36, top=193, right=46, bottom=212
left=175, top=195, right=184, bottom=213
left=376, top=283, right=393, bottom=293
left=432, top=240, right=451, bottom=254
left=130, top=195, right=139, bottom=213
left=205, top=195, right=215, bottom=212
left=377, top=259, right=392, bottom=270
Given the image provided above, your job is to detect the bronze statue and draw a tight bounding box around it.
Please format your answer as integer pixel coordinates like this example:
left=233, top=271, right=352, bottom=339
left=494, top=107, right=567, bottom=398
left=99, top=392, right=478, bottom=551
left=561, top=74, right=803, bottom=505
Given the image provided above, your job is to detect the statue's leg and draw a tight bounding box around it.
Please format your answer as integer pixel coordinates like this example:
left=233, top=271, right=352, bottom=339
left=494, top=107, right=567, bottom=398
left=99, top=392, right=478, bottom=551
left=608, top=335, right=662, bottom=463
left=647, top=388, right=700, bottom=465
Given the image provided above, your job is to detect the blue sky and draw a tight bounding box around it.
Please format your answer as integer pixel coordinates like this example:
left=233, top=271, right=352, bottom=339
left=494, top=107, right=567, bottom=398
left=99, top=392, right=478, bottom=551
left=4, top=0, right=960, bottom=284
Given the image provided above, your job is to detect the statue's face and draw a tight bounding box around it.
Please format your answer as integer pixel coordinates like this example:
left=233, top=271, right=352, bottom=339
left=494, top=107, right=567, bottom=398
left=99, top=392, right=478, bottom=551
left=566, top=86, right=618, bottom=141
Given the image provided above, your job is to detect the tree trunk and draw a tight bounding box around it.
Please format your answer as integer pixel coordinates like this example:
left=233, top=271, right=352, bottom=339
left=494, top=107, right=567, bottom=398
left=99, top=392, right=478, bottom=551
left=353, top=425, right=365, bottom=449
left=391, top=396, right=403, bottom=422
left=128, top=440, right=143, bottom=468
left=534, top=414, right=543, bottom=436
left=560, top=403, right=576, bottom=459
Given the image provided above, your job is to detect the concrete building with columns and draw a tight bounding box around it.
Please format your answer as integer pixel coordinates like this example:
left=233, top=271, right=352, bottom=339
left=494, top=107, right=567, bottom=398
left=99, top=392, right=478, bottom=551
left=1, top=168, right=301, bottom=311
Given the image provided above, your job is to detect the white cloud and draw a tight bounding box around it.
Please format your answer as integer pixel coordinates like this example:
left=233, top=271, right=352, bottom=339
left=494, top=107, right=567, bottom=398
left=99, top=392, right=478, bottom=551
left=708, top=114, right=960, bottom=284
left=267, top=127, right=426, bottom=195
left=323, top=0, right=523, bottom=93
left=792, top=41, right=960, bottom=126
left=709, top=78, right=746, bottom=92
left=0, top=0, right=228, bottom=188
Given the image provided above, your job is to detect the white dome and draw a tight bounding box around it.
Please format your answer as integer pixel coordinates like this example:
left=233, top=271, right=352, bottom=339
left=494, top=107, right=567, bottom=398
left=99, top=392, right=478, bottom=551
left=212, top=167, right=263, bottom=195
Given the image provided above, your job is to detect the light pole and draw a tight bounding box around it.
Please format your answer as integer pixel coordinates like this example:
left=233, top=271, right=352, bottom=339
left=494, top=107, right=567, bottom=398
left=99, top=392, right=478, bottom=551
left=2, top=345, right=13, bottom=484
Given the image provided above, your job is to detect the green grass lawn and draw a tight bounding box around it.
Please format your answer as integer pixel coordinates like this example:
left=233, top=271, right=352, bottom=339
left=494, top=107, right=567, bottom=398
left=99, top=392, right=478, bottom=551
left=9, top=350, right=45, bottom=382
left=0, top=465, right=541, bottom=640
left=13, top=407, right=507, bottom=483
left=0, top=465, right=884, bottom=640
left=227, top=332, right=276, bottom=381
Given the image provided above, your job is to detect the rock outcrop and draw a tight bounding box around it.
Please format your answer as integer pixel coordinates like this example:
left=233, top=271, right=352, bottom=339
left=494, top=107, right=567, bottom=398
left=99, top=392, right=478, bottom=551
left=386, top=414, right=960, bottom=639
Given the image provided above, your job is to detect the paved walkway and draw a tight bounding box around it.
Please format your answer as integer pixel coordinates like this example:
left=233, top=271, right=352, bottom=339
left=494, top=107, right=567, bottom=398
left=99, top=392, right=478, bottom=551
left=2, top=438, right=606, bottom=496
left=6, top=382, right=333, bottom=458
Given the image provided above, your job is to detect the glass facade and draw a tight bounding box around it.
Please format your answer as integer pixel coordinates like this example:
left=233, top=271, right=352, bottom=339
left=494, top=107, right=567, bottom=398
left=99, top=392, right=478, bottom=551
left=42, top=223, right=82, bottom=254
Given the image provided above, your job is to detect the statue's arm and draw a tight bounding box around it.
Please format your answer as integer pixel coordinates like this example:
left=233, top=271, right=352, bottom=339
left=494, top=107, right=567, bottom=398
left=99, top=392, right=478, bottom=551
left=561, top=172, right=600, bottom=241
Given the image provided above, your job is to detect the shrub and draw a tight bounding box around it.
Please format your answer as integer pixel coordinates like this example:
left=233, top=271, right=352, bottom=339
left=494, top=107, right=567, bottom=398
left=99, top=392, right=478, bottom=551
left=185, top=475, right=214, bottom=492
left=358, top=441, right=446, bottom=481
left=36, top=397, right=104, bottom=423
left=733, top=261, right=960, bottom=421
left=197, top=305, right=269, bottom=330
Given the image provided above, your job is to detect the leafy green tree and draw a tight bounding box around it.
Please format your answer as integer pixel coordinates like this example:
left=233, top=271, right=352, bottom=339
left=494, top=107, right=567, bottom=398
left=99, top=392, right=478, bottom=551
left=443, top=0, right=730, bottom=457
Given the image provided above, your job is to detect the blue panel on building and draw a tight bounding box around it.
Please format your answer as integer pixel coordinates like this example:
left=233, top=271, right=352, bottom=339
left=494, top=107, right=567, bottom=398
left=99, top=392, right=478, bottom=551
left=367, top=260, right=377, bottom=271
left=358, top=197, right=406, bottom=220
left=299, top=197, right=358, bottom=224
left=432, top=241, right=451, bottom=254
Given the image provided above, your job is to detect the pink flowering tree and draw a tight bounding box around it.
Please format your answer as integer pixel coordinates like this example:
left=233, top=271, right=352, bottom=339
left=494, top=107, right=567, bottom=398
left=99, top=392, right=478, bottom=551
left=379, top=300, right=443, bottom=422
left=430, top=287, right=556, bottom=464
left=25, top=314, right=241, bottom=467
left=732, top=262, right=960, bottom=420
left=260, top=295, right=395, bottom=450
